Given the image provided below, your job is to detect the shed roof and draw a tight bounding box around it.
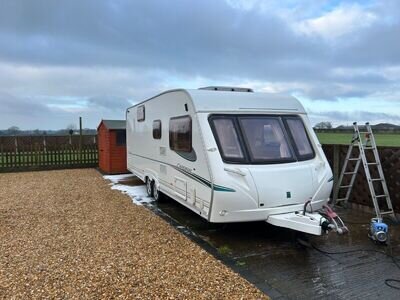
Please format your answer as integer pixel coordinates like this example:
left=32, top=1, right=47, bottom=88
left=99, top=120, right=126, bottom=130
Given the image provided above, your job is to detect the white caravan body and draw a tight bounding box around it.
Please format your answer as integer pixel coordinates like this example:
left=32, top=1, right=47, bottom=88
left=126, top=88, right=334, bottom=234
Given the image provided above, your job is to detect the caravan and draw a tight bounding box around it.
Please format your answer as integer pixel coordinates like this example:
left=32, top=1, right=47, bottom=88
left=126, top=87, right=346, bottom=235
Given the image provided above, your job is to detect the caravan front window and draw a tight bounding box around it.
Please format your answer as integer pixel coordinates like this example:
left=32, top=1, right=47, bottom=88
left=209, top=114, right=314, bottom=164
left=284, top=117, right=314, bottom=160
left=239, top=117, right=294, bottom=162
left=212, top=118, right=244, bottom=161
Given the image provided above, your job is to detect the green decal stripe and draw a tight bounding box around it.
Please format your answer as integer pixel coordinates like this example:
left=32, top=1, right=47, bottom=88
left=130, top=154, right=235, bottom=192
left=172, top=166, right=235, bottom=192
left=213, top=185, right=236, bottom=192
left=174, top=167, right=211, bottom=188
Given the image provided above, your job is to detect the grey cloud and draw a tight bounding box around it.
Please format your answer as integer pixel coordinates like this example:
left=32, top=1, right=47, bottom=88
left=304, top=85, right=371, bottom=101
left=87, top=96, right=131, bottom=111
left=0, top=93, right=125, bottom=129
left=0, top=0, right=398, bottom=92
left=0, top=0, right=323, bottom=79
left=310, top=110, right=400, bottom=123
left=0, top=0, right=399, bottom=129
left=335, top=24, right=400, bottom=68
left=0, top=92, right=50, bottom=116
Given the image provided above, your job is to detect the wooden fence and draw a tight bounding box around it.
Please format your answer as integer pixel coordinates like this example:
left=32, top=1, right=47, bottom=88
left=0, top=135, right=98, bottom=172
left=323, top=144, right=400, bottom=213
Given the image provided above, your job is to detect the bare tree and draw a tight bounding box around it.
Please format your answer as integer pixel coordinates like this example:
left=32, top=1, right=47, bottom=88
left=7, top=126, right=20, bottom=135
left=314, top=122, right=333, bottom=129
left=66, top=124, right=77, bottom=131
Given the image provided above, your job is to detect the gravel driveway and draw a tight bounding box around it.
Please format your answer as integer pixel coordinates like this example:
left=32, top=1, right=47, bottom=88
left=0, top=169, right=267, bottom=299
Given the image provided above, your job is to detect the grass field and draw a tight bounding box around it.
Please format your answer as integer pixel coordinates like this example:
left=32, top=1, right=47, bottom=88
left=316, top=132, right=400, bottom=146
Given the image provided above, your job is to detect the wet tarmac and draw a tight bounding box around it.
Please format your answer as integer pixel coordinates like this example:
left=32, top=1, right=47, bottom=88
left=114, top=176, right=400, bottom=299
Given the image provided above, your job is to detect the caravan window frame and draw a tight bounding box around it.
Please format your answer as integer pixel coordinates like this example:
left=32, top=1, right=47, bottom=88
left=208, top=116, right=247, bottom=163
left=137, top=105, right=145, bottom=122
left=282, top=116, right=315, bottom=161
left=153, top=120, right=162, bottom=139
left=238, top=116, right=296, bottom=164
left=209, top=114, right=315, bottom=164
left=169, top=115, right=192, bottom=153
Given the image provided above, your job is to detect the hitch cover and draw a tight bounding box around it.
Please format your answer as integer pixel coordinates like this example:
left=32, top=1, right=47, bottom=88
left=266, top=211, right=328, bottom=235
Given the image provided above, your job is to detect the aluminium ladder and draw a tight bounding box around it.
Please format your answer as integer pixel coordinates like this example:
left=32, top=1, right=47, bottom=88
left=333, top=122, right=396, bottom=220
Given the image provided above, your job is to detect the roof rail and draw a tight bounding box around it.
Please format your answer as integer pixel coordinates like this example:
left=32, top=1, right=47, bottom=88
left=199, top=86, right=253, bottom=92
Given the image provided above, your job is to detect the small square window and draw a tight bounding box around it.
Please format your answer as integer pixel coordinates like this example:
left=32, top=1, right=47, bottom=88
left=153, top=120, right=162, bottom=139
left=116, top=130, right=126, bottom=146
left=137, top=105, right=145, bottom=122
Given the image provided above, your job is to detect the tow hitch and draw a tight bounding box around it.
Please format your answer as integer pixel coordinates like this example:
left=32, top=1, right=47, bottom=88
left=320, top=205, right=349, bottom=235
left=266, top=205, right=348, bottom=236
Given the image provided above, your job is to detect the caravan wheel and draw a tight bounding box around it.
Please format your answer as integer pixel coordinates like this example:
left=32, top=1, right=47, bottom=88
left=153, top=185, right=164, bottom=201
left=146, top=178, right=154, bottom=197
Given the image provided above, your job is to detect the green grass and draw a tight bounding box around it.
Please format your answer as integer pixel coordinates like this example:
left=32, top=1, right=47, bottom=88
left=217, top=245, right=232, bottom=256
left=235, top=260, right=246, bottom=267
left=316, top=132, right=400, bottom=146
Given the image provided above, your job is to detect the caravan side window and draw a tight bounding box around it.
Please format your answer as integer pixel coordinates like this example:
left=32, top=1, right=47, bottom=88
left=137, top=105, right=145, bottom=122
left=169, top=116, right=192, bottom=152
left=153, top=120, right=162, bottom=139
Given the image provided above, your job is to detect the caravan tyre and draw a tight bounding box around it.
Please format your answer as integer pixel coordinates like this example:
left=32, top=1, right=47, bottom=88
left=153, top=184, right=165, bottom=201
left=146, top=178, right=154, bottom=197
left=153, top=185, right=161, bottom=201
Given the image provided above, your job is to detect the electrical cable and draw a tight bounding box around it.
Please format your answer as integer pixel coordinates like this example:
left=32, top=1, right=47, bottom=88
left=340, top=217, right=400, bottom=226
left=339, top=220, right=368, bottom=225
left=297, top=237, right=400, bottom=290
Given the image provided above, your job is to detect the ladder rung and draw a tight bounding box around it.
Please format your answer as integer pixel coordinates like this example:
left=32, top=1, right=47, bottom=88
left=359, top=131, right=369, bottom=134
left=380, top=211, right=394, bottom=215
left=339, top=185, right=353, bottom=189
left=364, top=147, right=375, bottom=150
left=348, top=158, right=360, bottom=161
left=344, top=172, right=357, bottom=175
left=367, top=162, right=379, bottom=165
left=375, top=194, right=388, bottom=198
left=335, top=198, right=347, bottom=202
left=371, top=178, right=384, bottom=182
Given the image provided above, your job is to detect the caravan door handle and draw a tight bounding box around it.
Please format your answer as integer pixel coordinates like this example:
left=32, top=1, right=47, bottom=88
left=224, top=167, right=246, bottom=176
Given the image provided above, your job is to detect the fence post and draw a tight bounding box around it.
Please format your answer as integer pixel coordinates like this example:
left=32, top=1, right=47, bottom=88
left=79, top=116, right=83, bottom=162
left=43, top=135, right=47, bottom=153
left=14, top=136, right=18, bottom=153
left=0, top=138, right=3, bottom=168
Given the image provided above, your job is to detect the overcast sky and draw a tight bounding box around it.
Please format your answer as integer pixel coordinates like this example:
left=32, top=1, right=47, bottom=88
left=0, top=0, right=399, bottom=129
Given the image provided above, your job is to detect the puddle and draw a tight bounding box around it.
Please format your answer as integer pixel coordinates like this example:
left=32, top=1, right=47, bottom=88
left=105, top=174, right=400, bottom=299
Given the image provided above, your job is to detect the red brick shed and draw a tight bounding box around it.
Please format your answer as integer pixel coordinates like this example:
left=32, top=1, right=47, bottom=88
left=97, top=120, right=127, bottom=174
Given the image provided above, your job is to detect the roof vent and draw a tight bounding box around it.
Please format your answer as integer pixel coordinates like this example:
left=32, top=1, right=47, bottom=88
left=199, top=86, right=253, bottom=92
